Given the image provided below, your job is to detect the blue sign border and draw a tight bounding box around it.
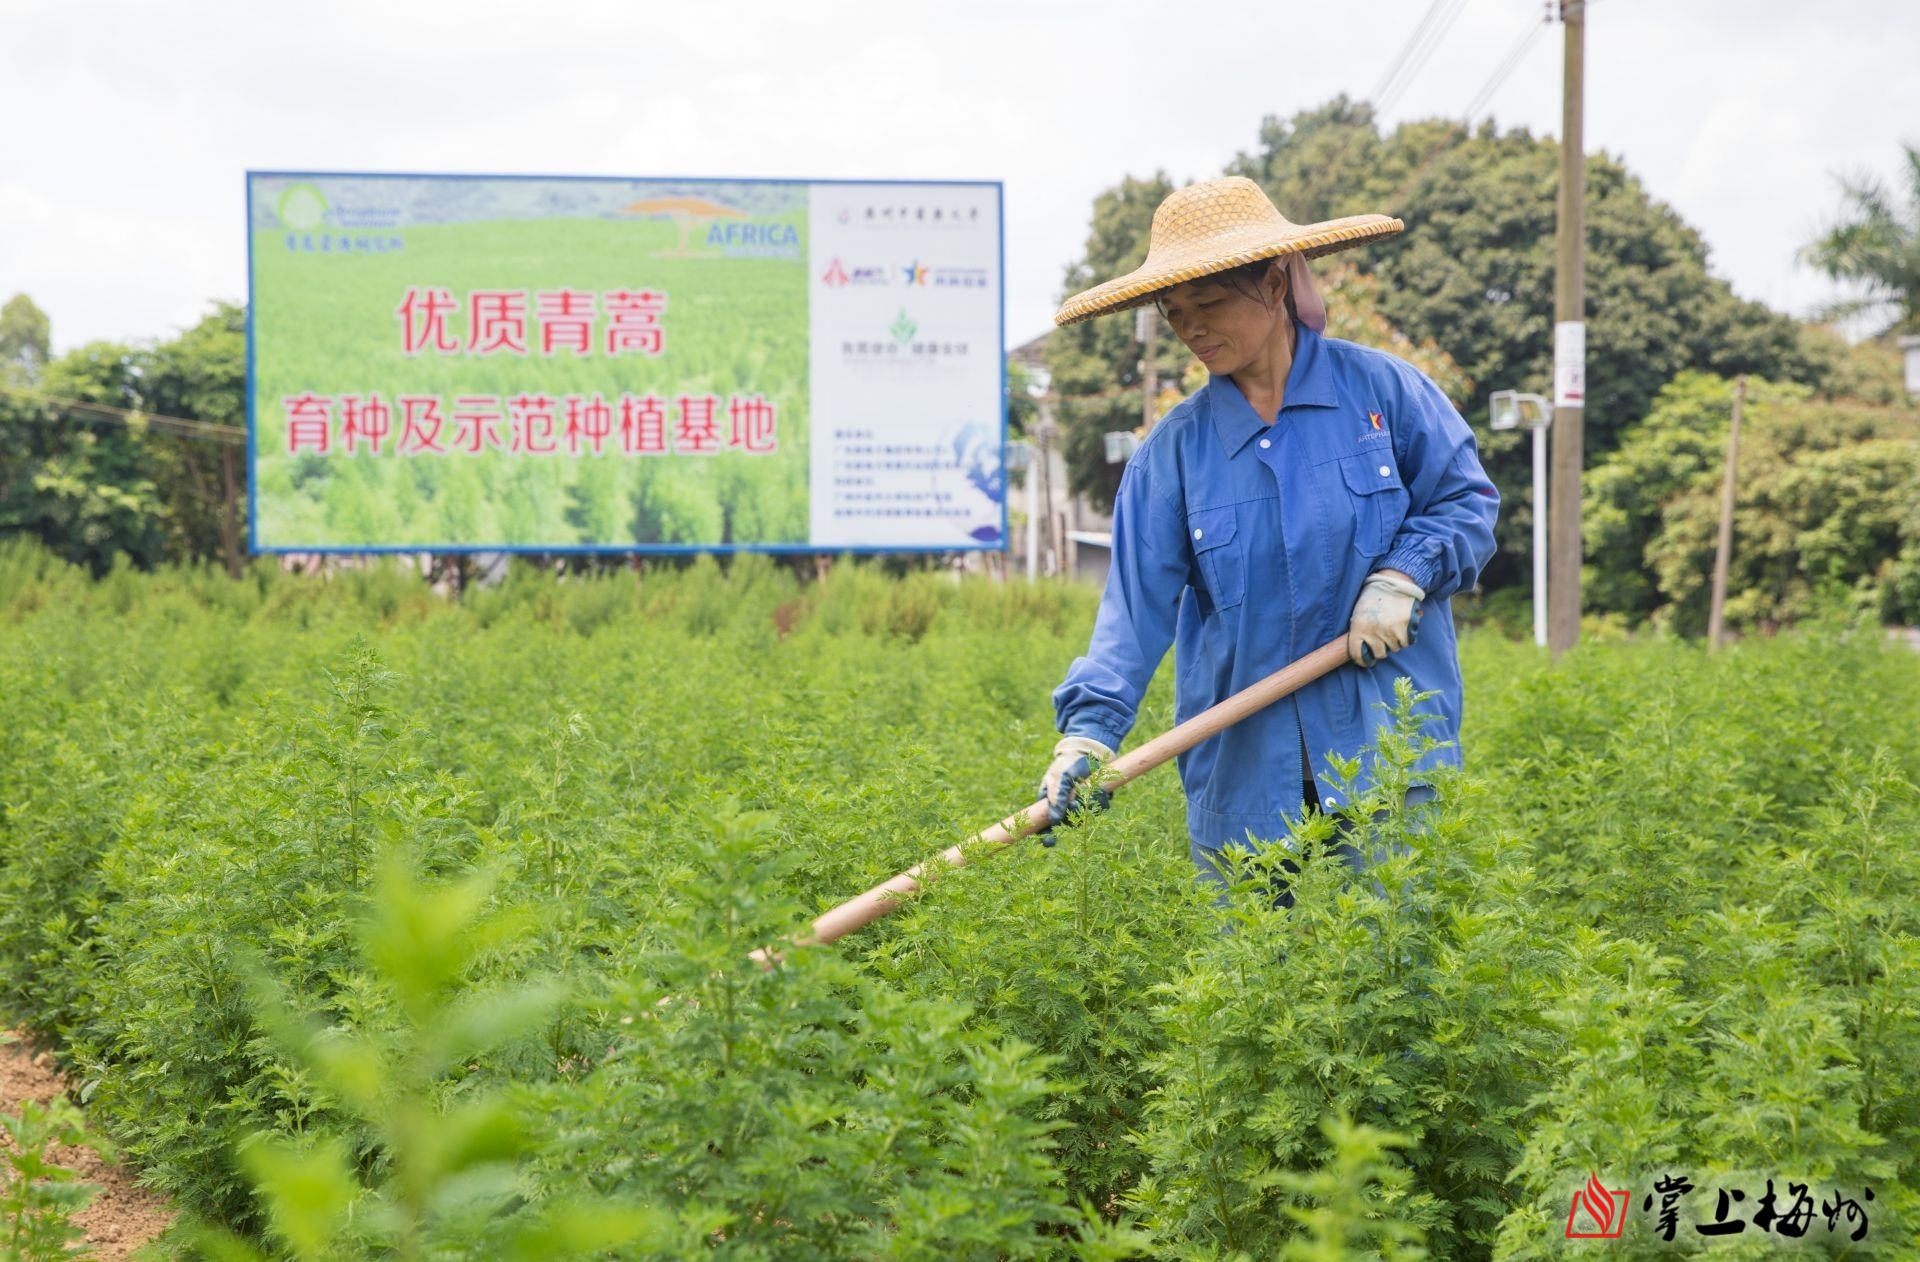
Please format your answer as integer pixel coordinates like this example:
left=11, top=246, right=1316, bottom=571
left=245, top=169, right=1008, bottom=557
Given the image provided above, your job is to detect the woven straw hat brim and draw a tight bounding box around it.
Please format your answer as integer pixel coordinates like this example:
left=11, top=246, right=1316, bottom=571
left=1052, top=214, right=1403, bottom=326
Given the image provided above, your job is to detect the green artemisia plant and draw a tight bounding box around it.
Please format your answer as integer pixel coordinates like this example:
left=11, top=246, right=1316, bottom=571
left=0, top=1092, right=109, bottom=1261
left=4, top=546, right=1920, bottom=1257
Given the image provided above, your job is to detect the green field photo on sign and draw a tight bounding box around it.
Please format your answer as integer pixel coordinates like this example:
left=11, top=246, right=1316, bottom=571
left=251, top=200, right=809, bottom=549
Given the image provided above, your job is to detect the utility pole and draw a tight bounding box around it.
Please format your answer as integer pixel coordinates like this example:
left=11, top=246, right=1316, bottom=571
left=1707, top=375, right=1745, bottom=650
left=1025, top=437, right=1040, bottom=582
left=1035, top=403, right=1059, bottom=577
left=1548, top=0, right=1586, bottom=658
left=1137, top=306, right=1160, bottom=434
left=219, top=443, right=243, bottom=579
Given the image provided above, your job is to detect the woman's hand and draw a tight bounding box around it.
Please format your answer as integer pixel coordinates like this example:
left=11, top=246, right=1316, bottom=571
left=1037, top=736, right=1115, bottom=841
left=1347, top=570, right=1426, bottom=667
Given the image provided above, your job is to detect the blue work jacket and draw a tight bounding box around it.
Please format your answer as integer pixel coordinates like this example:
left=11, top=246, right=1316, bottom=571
left=1052, top=323, right=1500, bottom=859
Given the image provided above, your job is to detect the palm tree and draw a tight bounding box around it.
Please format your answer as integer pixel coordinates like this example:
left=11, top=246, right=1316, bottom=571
left=1801, top=144, right=1920, bottom=336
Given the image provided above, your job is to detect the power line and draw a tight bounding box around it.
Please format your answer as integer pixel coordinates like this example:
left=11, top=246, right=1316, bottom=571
left=1370, top=0, right=1455, bottom=109
left=1376, top=0, right=1475, bottom=118
left=1379, top=1, right=1558, bottom=211
left=1462, top=6, right=1552, bottom=122
left=0, top=385, right=245, bottom=444
left=1295, top=0, right=1476, bottom=218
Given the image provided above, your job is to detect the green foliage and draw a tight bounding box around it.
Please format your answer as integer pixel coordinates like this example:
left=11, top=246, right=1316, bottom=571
left=0, top=299, right=248, bottom=575
left=1273, top=1115, right=1429, bottom=1262
left=1125, top=686, right=1563, bottom=1259
left=0, top=295, right=51, bottom=383
left=1801, top=144, right=1920, bottom=337
left=3, top=555, right=1920, bottom=1257
left=1226, top=103, right=1829, bottom=451
left=0, top=1094, right=108, bottom=1261
left=138, top=303, right=250, bottom=573
left=0, top=340, right=168, bottom=574
left=1583, top=371, right=1920, bottom=631
left=1007, top=356, right=1041, bottom=439
left=521, top=801, right=1142, bottom=1260
left=1052, top=99, right=1834, bottom=585
left=1047, top=173, right=1175, bottom=511
left=196, top=858, right=587, bottom=1261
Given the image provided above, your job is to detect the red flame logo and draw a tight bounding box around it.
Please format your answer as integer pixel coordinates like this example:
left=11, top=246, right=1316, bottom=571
left=1566, top=1172, right=1629, bottom=1238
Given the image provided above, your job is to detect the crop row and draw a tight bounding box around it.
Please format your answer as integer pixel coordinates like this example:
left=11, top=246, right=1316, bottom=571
left=1, top=543, right=1917, bottom=1258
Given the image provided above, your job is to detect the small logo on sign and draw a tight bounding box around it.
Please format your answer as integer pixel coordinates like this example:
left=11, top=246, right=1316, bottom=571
left=1566, top=1173, right=1630, bottom=1239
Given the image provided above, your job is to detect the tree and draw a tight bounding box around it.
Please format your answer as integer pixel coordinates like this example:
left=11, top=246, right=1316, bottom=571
left=1052, top=102, right=1834, bottom=585
left=0, top=339, right=169, bottom=574
left=139, top=303, right=249, bottom=575
left=1801, top=144, right=1920, bottom=337
left=1042, top=170, right=1472, bottom=515
left=1005, top=357, right=1039, bottom=440
left=0, top=300, right=249, bottom=576
left=0, top=294, right=51, bottom=383
left=1046, top=174, right=1176, bottom=513
left=1584, top=372, right=1920, bottom=634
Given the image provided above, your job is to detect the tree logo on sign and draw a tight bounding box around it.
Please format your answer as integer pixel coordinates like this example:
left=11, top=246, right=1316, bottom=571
left=277, top=183, right=329, bottom=232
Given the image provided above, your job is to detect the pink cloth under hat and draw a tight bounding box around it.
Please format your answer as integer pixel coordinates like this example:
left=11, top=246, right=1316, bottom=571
left=1286, top=252, right=1327, bottom=333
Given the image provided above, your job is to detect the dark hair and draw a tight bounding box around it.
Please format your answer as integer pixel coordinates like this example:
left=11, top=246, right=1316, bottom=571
left=1211, top=259, right=1282, bottom=302
left=1155, top=257, right=1297, bottom=321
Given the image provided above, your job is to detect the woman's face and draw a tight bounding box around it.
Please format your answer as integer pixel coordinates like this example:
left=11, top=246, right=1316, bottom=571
left=1156, top=263, right=1290, bottom=379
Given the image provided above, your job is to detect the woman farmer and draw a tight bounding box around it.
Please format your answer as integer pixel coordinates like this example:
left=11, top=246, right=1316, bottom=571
left=1039, top=177, right=1499, bottom=901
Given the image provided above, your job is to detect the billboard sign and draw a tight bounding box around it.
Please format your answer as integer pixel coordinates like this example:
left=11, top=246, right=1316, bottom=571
left=246, top=172, right=1005, bottom=552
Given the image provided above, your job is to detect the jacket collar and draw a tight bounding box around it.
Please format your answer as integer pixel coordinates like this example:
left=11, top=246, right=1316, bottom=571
left=1206, top=322, right=1339, bottom=458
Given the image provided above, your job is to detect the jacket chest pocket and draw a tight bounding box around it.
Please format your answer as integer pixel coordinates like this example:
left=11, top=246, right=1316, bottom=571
left=1339, top=453, right=1411, bottom=560
left=1187, top=505, right=1245, bottom=610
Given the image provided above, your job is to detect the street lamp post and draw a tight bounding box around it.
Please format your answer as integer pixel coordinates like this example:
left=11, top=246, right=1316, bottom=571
left=1491, top=390, right=1554, bottom=647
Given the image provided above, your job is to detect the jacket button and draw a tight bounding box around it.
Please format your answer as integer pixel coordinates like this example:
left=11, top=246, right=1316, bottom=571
left=1378, top=465, right=1391, bottom=477
left=1192, top=528, right=1203, bottom=540
left=1259, top=438, right=1271, bottom=449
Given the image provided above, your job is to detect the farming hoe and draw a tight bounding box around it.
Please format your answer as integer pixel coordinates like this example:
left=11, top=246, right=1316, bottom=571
left=749, top=636, right=1352, bottom=967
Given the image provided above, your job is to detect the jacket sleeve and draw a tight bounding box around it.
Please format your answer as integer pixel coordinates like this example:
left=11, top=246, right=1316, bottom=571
left=1378, top=368, right=1501, bottom=600
left=1051, top=454, right=1191, bottom=750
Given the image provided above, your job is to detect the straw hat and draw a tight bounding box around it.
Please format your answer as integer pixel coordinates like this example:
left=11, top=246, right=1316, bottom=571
left=1052, top=176, right=1403, bottom=326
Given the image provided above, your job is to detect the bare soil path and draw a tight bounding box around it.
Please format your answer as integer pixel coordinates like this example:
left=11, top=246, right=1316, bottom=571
left=1, top=1035, right=172, bottom=1258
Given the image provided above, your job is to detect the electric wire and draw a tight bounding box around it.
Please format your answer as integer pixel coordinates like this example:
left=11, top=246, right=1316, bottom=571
left=1375, top=0, right=1476, bottom=118
left=1369, top=0, right=1455, bottom=110
left=1462, top=9, right=1551, bottom=122
left=0, top=385, right=245, bottom=444
left=1380, top=1, right=1557, bottom=210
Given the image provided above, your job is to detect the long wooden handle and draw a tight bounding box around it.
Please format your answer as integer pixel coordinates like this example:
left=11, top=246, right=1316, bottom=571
left=749, top=636, right=1351, bottom=966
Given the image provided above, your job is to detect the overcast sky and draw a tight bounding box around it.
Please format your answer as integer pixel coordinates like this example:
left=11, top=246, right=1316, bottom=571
left=5, top=0, right=1916, bottom=355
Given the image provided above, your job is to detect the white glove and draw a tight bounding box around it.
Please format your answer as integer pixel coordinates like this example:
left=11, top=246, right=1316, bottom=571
left=1039, top=735, right=1115, bottom=830
left=1347, top=571, right=1426, bottom=668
